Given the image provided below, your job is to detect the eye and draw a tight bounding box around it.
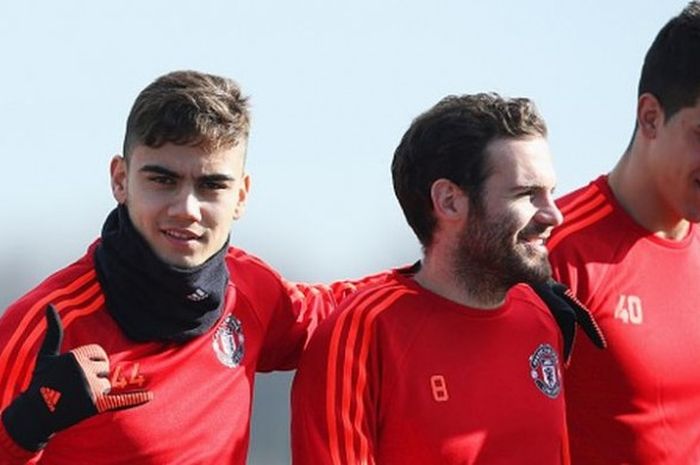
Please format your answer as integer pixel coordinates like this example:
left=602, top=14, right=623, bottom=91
left=200, top=180, right=229, bottom=190
left=149, top=175, right=176, bottom=185
left=517, top=189, right=537, bottom=199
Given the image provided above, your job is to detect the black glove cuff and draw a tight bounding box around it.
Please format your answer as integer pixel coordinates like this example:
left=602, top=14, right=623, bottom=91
left=1, top=393, right=53, bottom=452
left=2, top=352, right=99, bottom=452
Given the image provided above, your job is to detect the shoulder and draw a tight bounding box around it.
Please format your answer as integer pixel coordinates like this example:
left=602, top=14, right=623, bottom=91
left=340, top=271, right=417, bottom=313
left=550, top=176, right=617, bottom=249
left=549, top=176, right=634, bottom=263
left=508, top=285, right=565, bottom=340
left=224, top=246, right=286, bottom=296
left=297, top=273, right=417, bottom=377
left=0, top=243, right=102, bottom=393
left=314, top=273, right=416, bottom=338
left=508, top=284, right=555, bottom=318
left=2, top=243, right=99, bottom=326
left=225, top=246, right=280, bottom=279
left=508, top=284, right=566, bottom=352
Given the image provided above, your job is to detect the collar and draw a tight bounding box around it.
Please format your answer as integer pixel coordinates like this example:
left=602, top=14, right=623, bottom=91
left=94, top=205, right=229, bottom=342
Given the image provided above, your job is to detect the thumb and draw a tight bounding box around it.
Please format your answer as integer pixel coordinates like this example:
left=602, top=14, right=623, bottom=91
left=38, top=304, right=64, bottom=357
left=96, top=390, right=154, bottom=413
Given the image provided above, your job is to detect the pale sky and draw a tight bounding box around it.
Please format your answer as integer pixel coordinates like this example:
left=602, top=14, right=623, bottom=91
left=0, top=1, right=689, bottom=462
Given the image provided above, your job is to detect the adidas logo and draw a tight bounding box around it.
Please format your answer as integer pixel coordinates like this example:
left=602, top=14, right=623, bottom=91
left=40, top=386, right=61, bottom=412
left=186, top=288, right=209, bottom=302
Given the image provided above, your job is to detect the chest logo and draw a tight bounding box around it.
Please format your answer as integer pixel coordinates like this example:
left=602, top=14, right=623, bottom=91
left=212, top=315, right=245, bottom=368
left=614, top=294, right=644, bottom=325
left=529, top=343, right=561, bottom=399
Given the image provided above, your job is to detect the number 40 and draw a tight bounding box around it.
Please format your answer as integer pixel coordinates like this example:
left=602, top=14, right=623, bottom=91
left=614, top=295, right=643, bottom=325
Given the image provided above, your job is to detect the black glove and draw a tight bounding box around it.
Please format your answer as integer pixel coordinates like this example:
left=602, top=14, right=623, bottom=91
left=1, top=305, right=153, bottom=451
left=530, top=280, right=606, bottom=363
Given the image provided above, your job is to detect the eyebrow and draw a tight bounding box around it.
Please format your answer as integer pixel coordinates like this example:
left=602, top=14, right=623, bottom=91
left=139, top=164, right=237, bottom=183
left=509, top=182, right=556, bottom=194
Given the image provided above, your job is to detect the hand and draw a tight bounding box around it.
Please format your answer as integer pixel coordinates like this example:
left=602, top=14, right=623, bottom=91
left=1, top=305, right=153, bottom=451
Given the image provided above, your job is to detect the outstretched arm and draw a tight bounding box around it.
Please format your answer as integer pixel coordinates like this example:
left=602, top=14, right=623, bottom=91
left=257, top=269, right=392, bottom=372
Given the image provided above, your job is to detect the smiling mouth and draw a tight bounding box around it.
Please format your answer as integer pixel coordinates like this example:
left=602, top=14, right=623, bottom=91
left=517, top=234, right=550, bottom=252
left=163, top=229, right=202, bottom=242
left=522, top=236, right=546, bottom=245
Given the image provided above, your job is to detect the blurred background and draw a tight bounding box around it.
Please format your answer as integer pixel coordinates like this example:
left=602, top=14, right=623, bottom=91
left=0, top=1, right=687, bottom=463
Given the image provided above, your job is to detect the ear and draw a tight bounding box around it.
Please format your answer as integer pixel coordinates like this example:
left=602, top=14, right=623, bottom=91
left=636, top=93, right=664, bottom=140
left=110, top=155, right=128, bottom=204
left=430, top=179, right=469, bottom=223
left=232, top=173, right=251, bottom=220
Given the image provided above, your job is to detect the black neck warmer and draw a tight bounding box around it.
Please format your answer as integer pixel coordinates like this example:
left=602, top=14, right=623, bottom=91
left=94, top=205, right=229, bottom=343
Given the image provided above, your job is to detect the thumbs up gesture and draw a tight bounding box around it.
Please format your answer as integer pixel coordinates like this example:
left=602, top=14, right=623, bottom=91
left=1, top=305, right=153, bottom=451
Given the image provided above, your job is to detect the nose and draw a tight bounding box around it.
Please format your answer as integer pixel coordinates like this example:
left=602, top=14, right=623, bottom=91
left=535, top=194, right=564, bottom=228
left=169, top=188, right=202, bottom=222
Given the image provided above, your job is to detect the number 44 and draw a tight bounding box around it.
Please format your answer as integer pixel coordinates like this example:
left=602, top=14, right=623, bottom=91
left=110, top=363, right=146, bottom=389
left=614, top=295, right=643, bottom=325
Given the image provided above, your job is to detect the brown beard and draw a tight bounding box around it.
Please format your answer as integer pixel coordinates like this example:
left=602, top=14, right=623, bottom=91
left=452, top=206, right=552, bottom=299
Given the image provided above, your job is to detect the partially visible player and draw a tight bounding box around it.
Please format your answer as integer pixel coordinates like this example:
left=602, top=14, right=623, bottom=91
left=0, top=70, right=384, bottom=465
left=548, top=2, right=700, bottom=463
left=291, top=93, right=603, bottom=465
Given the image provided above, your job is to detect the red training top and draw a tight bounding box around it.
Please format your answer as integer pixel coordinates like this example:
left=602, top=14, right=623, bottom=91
left=291, top=271, right=570, bottom=465
left=0, top=241, right=386, bottom=464
left=549, top=175, right=700, bottom=464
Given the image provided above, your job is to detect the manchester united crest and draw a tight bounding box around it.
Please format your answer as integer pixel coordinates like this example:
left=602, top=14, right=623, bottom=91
left=212, top=315, right=245, bottom=368
left=529, top=343, right=561, bottom=399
